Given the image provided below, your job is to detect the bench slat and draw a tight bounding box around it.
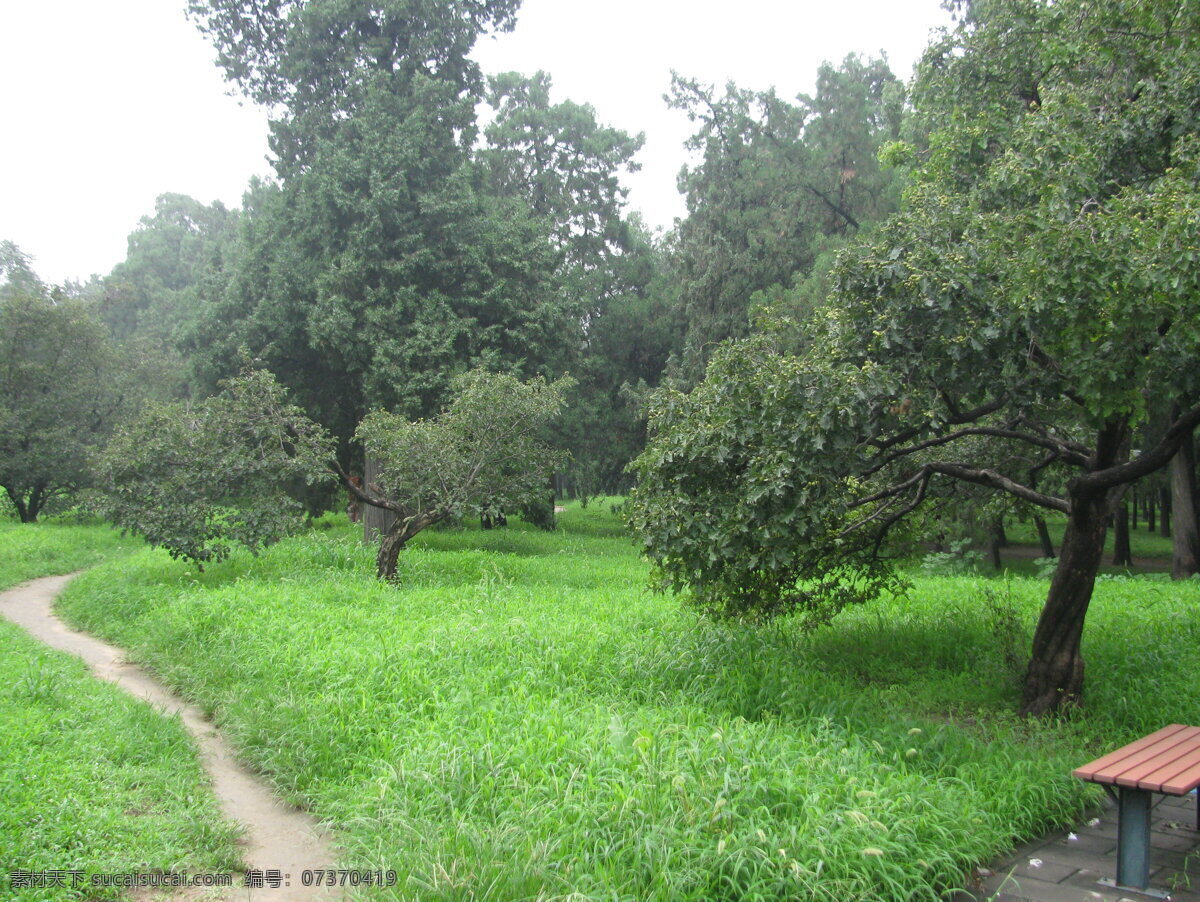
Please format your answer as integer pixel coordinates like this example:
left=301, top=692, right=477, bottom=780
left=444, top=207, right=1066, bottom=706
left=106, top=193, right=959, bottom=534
left=1161, top=759, right=1200, bottom=795
left=1115, top=739, right=1200, bottom=790
left=1118, top=743, right=1200, bottom=791
left=1073, top=724, right=1193, bottom=784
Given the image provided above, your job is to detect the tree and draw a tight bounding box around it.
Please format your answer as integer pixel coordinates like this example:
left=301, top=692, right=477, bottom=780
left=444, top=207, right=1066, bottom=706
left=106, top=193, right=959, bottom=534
left=551, top=220, right=682, bottom=499
left=480, top=70, right=643, bottom=282
left=1169, top=419, right=1200, bottom=578
left=93, top=368, right=332, bottom=567
left=341, top=369, right=569, bottom=579
left=0, top=241, right=47, bottom=302
left=0, top=265, right=126, bottom=522
left=629, top=0, right=1200, bottom=716
left=187, top=0, right=520, bottom=177
left=480, top=72, right=666, bottom=499
left=667, top=57, right=903, bottom=381
left=100, top=193, right=240, bottom=345
left=185, top=0, right=573, bottom=459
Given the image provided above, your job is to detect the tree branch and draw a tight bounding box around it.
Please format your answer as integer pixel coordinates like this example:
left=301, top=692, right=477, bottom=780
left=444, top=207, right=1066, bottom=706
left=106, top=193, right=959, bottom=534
left=1074, top=401, right=1200, bottom=492
left=1026, top=340, right=1088, bottom=407
left=850, top=467, right=929, bottom=509
left=802, top=184, right=861, bottom=230
left=868, top=395, right=1009, bottom=452
left=841, top=472, right=931, bottom=536
left=331, top=460, right=407, bottom=515
left=925, top=461, right=1070, bottom=512
left=864, top=425, right=1090, bottom=476
left=856, top=460, right=1070, bottom=514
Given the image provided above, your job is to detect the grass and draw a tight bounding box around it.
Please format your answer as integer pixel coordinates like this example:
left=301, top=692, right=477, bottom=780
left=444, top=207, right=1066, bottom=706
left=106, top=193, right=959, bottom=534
left=49, top=501, right=1200, bottom=900
left=1004, top=513, right=1176, bottom=564
left=0, top=520, right=241, bottom=900
left=0, top=518, right=137, bottom=590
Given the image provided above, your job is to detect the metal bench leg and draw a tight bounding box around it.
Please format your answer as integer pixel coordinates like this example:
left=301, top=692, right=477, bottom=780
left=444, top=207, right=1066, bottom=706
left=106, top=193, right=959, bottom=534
left=1116, top=787, right=1152, bottom=890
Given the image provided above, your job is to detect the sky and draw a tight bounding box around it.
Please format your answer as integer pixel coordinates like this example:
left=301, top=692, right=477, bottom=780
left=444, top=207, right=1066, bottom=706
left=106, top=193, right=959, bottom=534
left=0, top=0, right=954, bottom=286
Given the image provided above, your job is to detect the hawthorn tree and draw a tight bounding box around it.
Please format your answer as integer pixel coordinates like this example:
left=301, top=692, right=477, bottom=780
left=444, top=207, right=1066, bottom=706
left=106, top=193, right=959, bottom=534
left=94, top=368, right=332, bottom=567
left=628, top=0, right=1200, bottom=716
left=341, top=369, right=569, bottom=579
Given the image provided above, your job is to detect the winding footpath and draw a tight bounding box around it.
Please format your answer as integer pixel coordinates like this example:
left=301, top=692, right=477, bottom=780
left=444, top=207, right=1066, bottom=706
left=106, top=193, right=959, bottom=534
left=0, top=574, right=337, bottom=901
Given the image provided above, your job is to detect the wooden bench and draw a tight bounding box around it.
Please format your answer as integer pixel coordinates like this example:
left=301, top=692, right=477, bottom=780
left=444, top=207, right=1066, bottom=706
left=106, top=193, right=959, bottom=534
left=1074, top=723, right=1200, bottom=892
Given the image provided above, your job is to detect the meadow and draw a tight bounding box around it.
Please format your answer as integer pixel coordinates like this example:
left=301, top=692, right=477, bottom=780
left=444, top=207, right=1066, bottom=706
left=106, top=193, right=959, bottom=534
left=17, top=503, right=1196, bottom=900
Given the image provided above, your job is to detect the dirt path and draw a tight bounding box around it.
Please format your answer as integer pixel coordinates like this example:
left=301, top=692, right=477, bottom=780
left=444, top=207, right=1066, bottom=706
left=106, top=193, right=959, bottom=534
left=0, top=575, right=338, bottom=901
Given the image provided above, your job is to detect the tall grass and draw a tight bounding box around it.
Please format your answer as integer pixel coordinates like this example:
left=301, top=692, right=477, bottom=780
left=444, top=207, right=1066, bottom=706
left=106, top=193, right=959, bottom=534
left=54, top=504, right=1200, bottom=900
left=0, top=520, right=135, bottom=590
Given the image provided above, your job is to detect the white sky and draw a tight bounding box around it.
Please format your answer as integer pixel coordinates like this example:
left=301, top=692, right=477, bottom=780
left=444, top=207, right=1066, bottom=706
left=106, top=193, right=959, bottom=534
left=0, top=0, right=953, bottom=286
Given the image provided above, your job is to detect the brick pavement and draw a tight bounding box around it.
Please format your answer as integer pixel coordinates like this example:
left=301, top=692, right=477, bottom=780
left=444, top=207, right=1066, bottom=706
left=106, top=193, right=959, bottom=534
left=952, top=793, right=1200, bottom=902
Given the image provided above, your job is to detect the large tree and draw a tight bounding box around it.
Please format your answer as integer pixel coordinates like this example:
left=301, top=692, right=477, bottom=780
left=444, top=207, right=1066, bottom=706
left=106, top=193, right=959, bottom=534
left=480, top=72, right=664, bottom=498
left=185, top=0, right=568, bottom=449
left=667, top=56, right=903, bottom=381
left=480, top=70, right=643, bottom=286
left=629, top=0, right=1200, bottom=716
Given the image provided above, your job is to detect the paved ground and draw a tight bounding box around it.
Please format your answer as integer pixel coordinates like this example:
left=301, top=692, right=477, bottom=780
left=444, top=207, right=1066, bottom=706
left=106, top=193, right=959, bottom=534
left=953, top=793, right=1200, bottom=902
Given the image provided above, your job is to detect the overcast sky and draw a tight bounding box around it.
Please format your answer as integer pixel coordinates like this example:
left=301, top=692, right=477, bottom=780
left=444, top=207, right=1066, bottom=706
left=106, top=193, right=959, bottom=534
left=0, top=0, right=953, bottom=286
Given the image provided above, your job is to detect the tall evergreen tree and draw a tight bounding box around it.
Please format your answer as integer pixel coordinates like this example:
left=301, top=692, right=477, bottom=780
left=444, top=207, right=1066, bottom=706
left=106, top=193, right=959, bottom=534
left=185, top=0, right=567, bottom=453
left=668, top=56, right=904, bottom=381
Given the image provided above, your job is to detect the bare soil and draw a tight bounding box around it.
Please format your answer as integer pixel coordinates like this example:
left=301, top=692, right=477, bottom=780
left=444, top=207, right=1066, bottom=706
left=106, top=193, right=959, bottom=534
left=0, top=575, right=339, bottom=901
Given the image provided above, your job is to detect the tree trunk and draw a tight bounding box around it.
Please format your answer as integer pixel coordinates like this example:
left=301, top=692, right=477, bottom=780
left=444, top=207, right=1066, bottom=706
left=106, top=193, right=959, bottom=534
left=1170, top=427, right=1200, bottom=579
left=362, top=455, right=396, bottom=545
left=1020, top=492, right=1111, bottom=716
left=376, top=511, right=440, bottom=580
left=989, top=532, right=1003, bottom=570
left=376, top=524, right=410, bottom=580
left=26, top=484, right=44, bottom=522
left=5, top=485, right=38, bottom=523
left=1034, top=516, right=1056, bottom=558
left=992, top=517, right=1009, bottom=548
left=1160, top=485, right=1172, bottom=537
left=1146, top=493, right=1156, bottom=533
left=1112, top=502, right=1133, bottom=567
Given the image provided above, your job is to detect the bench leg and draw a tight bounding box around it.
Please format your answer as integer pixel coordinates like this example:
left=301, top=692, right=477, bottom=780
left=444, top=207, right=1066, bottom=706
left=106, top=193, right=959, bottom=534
left=1116, top=787, right=1152, bottom=890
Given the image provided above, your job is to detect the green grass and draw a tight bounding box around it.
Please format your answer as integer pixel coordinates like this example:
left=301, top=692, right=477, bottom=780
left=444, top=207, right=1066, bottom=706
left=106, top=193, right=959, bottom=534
left=0, top=519, right=137, bottom=590
left=0, top=522, right=241, bottom=900
left=50, top=502, right=1200, bottom=900
left=1004, top=513, right=1176, bottom=563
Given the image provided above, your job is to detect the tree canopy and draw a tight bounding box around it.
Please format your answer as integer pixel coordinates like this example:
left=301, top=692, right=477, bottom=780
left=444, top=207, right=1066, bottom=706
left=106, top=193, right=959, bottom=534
left=182, top=1, right=626, bottom=473
left=0, top=253, right=130, bottom=522
left=667, top=56, right=904, bottom=380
